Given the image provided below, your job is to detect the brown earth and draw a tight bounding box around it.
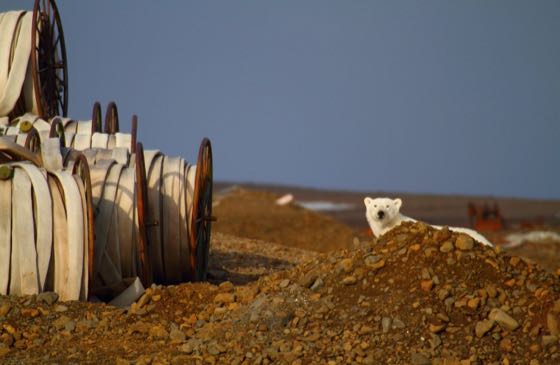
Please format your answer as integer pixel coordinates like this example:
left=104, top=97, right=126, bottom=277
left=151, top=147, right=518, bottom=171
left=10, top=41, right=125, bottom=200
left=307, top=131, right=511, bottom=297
left=212, top=187, right=355, bottom=252
left=1, top=186, right=560, bottom=364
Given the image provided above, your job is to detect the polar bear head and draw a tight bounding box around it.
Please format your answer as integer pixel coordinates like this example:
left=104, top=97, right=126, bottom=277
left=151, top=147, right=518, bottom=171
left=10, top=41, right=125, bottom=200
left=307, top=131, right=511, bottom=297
left=364, top=197, right=402, bottom=222
left=364, top=197, right=403, bottom=235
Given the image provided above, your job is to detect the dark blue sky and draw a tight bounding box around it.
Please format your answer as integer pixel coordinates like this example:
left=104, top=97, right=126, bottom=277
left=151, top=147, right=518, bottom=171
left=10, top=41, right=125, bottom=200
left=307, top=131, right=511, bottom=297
left=2, top=1, right=559, bottom=199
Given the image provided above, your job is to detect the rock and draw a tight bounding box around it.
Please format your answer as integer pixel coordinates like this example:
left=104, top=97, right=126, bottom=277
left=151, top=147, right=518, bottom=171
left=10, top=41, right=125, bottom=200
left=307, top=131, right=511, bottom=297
left=218, top=281, right=234, bottom=292
left=116, top=357, right=131, bottom=365
left=64, top=320, right=76, bottom=332
left=421, top=280, right=434, bottom=292
left=455, top=235, right=474, bottom=250
left=542, top=335, right=558, bottom=348
left=467, top=298, right=480, bottom=310
left=310, top=277, right=324, bottom=291
left=500, top=338, right=513, bottom=352
left=149, top=325, right=168, bottom=338
left=214, top=293, right=235, bottom=305
left=429, top=323, right=446, bottom=333
left=53, top=315, right=73, bottom=329
left=440, top=241, right=454, bottom=253
left=0, top=302, right=10, bottom=317
left=475, top=319, right=495, bottom=338
left=489, top=308, right=519, bottom=331
left=547, top=312, right=560, bottom=336
left=342, top=276, right=357, bottom=285
left=381, top=317, right=392, bottom=333
left=392, top=318, right=405, bottom=329
left=279, top=279, right=290, bottom=288
left=411, top=352, right=431, bottom=365
left=0, top=344, right=9, bottom=358
left=338, top=258, right=354, bottom=273
left=37, top=292, right=59, bottom=306
left=169, top=328, right=186, bottom=342
left=365, top=256, right=385, bottom=271
left=54, top=305, right=68, bottom=312
left=298, top=270, right=318, bottom=288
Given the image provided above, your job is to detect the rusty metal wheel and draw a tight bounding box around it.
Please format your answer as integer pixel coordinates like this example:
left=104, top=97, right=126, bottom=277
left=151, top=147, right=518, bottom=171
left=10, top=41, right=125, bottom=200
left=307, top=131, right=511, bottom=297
left=92, top=101, right=103, bottom=133
left=134, top=142, right=152, bottom=286
left=71, top=153, right=95, bottom=292
left=189, top=138, right=214, bottom=281
left=31, top=0, right=68, bottom=118
left=104, top=101, right=119, bottom=134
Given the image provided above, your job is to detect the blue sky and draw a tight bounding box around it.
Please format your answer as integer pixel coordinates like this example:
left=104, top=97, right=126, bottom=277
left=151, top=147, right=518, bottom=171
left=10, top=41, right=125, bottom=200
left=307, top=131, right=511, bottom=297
left=2, top=1, right=559, bottom=199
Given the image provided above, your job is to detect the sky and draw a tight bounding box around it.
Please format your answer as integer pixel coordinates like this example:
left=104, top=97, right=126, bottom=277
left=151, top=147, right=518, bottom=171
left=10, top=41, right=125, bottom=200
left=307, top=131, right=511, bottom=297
left=2, top=1, right=559, bottom=199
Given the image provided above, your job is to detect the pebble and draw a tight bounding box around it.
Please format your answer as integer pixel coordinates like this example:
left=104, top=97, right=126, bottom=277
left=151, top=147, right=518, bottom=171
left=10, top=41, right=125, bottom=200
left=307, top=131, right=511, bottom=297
left=475, top=319, right=495, bottom=338
left=338, top=258, right=354, bottom=273
left=411, top=352, right=431, bottom=365
left=54, top=305, right=68, bottom=312
left=381, top=317, right=392, bottom=333
left=489, top=308, right=519, bottom=331
left=310, top=277, right=324, bottom=291
left=542, top=335, right=558, bottom=348
left=440, top=241, right=454, bottom=253
left=36, top=292, right=59, bottom=306
left=279, top=279, right=290, bottom=288
left=169, top=328, right=186, bottom=342
left=342, top=276, right=357, bottom=285
left=0, top=302, right=10, bottom=317
left=455, top=235, right=474, bottom=250
left=547, top=312, right=559, bottom=336
left=365, top=257, right=385, bottom=271
left=214, top=293, right=235, bottom=305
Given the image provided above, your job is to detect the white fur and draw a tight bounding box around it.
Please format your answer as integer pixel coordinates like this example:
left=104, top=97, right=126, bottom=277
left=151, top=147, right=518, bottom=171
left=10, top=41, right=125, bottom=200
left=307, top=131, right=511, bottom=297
left=364, top=197, right=494, bottom=247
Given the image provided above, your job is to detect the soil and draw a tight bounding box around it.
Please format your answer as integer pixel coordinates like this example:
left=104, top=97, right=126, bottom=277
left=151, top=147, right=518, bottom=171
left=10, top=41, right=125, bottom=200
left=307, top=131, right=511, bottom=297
left=1, top=186, right=560, bottom=364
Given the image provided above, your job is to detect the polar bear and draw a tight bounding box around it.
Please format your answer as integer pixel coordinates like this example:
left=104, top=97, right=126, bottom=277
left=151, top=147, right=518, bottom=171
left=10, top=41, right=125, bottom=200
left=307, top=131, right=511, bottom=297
left=364, top=197, right=494, bottom=247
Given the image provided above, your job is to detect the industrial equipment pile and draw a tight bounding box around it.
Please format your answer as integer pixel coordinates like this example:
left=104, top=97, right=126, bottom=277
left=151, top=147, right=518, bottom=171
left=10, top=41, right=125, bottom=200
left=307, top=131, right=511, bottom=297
left=0, top=0, right=213, bottom=302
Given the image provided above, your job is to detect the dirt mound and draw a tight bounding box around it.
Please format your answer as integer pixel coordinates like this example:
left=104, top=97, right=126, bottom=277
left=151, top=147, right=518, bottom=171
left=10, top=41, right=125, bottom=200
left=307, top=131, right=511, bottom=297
left=2, top=222, right=560, bottom=364
left=213, top=187, right=356, bottom=252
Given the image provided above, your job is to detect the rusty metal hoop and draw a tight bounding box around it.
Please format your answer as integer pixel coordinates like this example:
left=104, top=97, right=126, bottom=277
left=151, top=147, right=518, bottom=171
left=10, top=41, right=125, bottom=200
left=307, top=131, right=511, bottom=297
left=24, top=127, right=41, bottom=154
left=31, top=0, right=68, bottom=118
left=189, top=138, right=213, bottom=281
left=91, top=101, right=103, bottom=134
left=104, top=101, right=119, bottom=134
left=130, top=115, right=138, bottom=154
left=134, top=142, right=152, bottom=286
left=71, top=153, right=95, bottom=292
left=49, top=116, right=66, bottom=146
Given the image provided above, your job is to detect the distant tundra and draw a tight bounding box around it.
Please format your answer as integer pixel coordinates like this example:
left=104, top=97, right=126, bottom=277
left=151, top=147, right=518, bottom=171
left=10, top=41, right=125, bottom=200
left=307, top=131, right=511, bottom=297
left=364, top=197, right=494, bottom=247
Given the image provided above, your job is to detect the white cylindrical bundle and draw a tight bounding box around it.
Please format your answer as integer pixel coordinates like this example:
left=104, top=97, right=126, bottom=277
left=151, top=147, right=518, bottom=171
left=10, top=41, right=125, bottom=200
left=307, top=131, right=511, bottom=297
left=0, top=11, right=39, bottom=117
left=0, top=137, right=89, bottom=301
left=144, top=149, right=197, bottom=284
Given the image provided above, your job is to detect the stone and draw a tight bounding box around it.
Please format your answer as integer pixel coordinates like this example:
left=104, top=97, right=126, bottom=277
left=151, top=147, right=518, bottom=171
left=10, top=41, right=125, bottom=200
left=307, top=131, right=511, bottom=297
left=411, top=352, right=431, bottom=365
left=475, top=319, right=495, bottom=338
left=214, top=293, right=235, bottom=305
left=310, top=277, right=324, bottom=291
left=279, top=279, right=290, bottom=288
left=467, top=298, right=480, bottom=310
left=547, top=312, right=560, bottom=336
left=381, top=317, right=392, bottom=333
left=440, top=241, right=454, bottom=253
left=421, top=280, right=434, bottom=292
left=489, top=308, right=519, bottom=331
left=0, top=302, right=10, bottom=317
left=342, top=276, right=357, bottom=285
left=298, top=271, right=318, bottom=288
left=37, top=292, right=59, bottom=306
left=365, top=256, right=385, bottom=271
left=338, top=258, right=354, bottom=273
left=542, top=335, right=558, bottom=348
left=149, top=325, right=168, bottom=338
left=218, top=281, right=234, bottom=292
left=169, top=328, right=186, bottom=342
left=54, top=305, right=68, bottom=312
left=455, top=235, right=474, bottom=250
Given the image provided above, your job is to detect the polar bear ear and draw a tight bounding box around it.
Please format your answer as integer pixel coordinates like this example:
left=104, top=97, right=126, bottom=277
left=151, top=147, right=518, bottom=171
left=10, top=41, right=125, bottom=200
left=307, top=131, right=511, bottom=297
left=394, top=198, right=402, bottom=210
left=364, top=197, right=373, bottom=206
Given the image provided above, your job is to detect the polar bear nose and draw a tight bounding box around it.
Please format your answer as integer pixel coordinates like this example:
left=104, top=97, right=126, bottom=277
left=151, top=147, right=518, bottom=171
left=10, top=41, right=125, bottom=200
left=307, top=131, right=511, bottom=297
left=377, top=210, right=385, bottom=219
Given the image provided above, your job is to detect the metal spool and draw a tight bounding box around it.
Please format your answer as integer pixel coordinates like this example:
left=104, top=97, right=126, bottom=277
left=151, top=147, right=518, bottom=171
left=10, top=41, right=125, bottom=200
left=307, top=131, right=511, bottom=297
left=31, top=0, right=69, bottom=119
left=189, top=138, right=214, bottom=281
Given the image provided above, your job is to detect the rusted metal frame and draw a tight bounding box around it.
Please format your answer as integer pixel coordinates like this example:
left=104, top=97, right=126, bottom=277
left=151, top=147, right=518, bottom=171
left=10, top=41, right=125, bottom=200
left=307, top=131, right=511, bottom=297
left=104, top=101, right=119, bottom=134
left=91, top=102, right=103, bottom=133
left=189, top=138, right=214, bottom=281
left=31, top=0, right=68, bottom=118
left=134, top=142, right=152, bottom=286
